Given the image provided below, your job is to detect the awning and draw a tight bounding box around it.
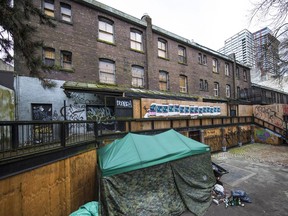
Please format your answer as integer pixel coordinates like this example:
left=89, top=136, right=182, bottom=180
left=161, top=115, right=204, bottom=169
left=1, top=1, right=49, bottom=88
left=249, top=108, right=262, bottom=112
left=62, top=81, right=199, bottom=101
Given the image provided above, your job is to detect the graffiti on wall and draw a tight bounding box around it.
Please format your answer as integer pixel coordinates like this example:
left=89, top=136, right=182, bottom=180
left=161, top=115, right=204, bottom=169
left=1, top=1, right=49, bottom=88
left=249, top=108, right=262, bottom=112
left=31, top=104, right=53, bottom=143
left=32, top=104, right=52, bottom=121
left=86, top=106, right=116, bottom=131
left=61, top=104, right=86, bottom=121
left=204, top=129, right=222, bottom=151
left=283, top=105, right=288, bottom=115
left=254, top=105, right=283, bottom=128
left=255, top=128, right=278, bottom=144
left=69, top=92, right=104, bottom=105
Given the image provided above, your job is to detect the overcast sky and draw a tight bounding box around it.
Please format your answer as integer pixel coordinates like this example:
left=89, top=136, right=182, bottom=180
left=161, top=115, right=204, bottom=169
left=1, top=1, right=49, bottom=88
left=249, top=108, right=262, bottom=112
left=97, top=0, right=268, bottom=51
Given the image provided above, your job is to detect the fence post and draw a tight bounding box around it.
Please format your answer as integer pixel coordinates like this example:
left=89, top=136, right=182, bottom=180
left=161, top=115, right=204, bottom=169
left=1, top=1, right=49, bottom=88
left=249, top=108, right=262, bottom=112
left=60, top=122, right=66, bottom=147
left=250, top=124, right=255, bottom=143
left=237, top=126, right=242, bottom=146
left=94, top=122, right=98, bottom=138
left=221, top=127, right=227, bottom=151
left=200, top=129, right=205, bottom=143
left=11, top=123, right=19, bottom=149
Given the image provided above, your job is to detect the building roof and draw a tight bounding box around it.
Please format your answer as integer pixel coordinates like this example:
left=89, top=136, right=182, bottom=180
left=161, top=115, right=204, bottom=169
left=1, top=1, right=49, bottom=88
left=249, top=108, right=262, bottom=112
left=77, top=0, right=249, bottom=68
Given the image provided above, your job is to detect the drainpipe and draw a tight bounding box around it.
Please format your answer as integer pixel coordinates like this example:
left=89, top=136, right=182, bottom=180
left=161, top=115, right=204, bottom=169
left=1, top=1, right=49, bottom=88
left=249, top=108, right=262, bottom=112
left=230, top=53, right=237, bottom=99
left=14, top=74, right=20, bottom=120
left=142, top=14, right=154, bottom=90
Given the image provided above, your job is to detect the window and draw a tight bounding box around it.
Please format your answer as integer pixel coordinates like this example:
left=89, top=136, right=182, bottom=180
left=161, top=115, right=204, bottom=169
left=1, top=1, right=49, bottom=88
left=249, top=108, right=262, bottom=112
left=204, top=80, right=208, bottom=91
left=130, top=29, right=143, bottom=51
left=236, top=67, right=240, bottom=79
left=244, top=88, right=248, bottom=99
left=60, top=3, right=72, bottom=22
left=200, top=79, right=208, bottom=91
left=226, top=84, right=231, bottom=98
left=198, top=53, right=207, bottom=65
left=158, top=39, right=167, bottom=58
left=61, top=51, right=72, bottom=69
left=43, top=0, right=54, bottom=17
left=99, top=59, right=115, bottom=84
left=43, top=47, right=55, bottom=66
left=214, top=82, right=219, bottom=97
left=200, top=79, right=204, bottom=90
left=243, top=70, right=247, bottom=81
left=132, top=66, right=144, bottom=87
left=225, top=63, right=230, bottom=76
left=178, top=46, right=187, bottom=64
left=179, top=75, right=187, bottom=93
left=98, top=17, right=114, bottom=43
left=159, top=71, right=169, bottom=91
left=237, top=86, right=240, bottom=99
left=212, top=58, right=218, bottom=73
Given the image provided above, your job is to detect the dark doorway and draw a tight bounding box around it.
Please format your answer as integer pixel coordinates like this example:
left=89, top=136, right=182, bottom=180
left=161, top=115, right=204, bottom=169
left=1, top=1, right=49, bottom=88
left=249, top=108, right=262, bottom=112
left=189, top=130, right=201, bottom=142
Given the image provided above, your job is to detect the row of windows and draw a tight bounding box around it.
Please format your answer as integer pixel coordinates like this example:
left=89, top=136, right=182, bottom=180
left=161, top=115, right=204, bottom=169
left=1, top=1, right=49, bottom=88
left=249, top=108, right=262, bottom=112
left=43, top=48, right=72, bottom=70
left=43, top=1, right=249, bottom=81
left=42, top=46, right=242, bottom=98
left=44, top=0, right=72, bottom=22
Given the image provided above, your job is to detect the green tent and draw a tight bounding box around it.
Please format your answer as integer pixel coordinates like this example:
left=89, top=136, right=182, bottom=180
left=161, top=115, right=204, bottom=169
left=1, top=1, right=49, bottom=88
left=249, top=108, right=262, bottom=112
left=98, top=129, right=216, bottom=216
left=98, top=129, right=210, bottom=177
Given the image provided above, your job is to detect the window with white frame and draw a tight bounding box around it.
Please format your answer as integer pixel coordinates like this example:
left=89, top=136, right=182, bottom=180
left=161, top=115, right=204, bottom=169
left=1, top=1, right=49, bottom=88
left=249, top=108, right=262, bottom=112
left=225, top=63, right=230, bottom=76
left=243, top=70, right=247, bottom=81
left=43, top=0, right=54, bottom=17
left=158, top=39, right=167, bottom=58
left=179, top=75, right=187, bottom=93
left=60, top=3, right=72, bottom=22
left=43, top=47, right=55, bottom=66
left=130, top=29, right=143, bottom=51
left=214, top=82, right=219, bottom=97
left=132, top=66, right=144, bottom=87
left=212, top=58, right=218, bottom=73
left=226, top=84, right=231, bottom=98
left=99, top=59, right=115, bottom=84
left=61, top=51, right=72, bottom=70
left=98, top=17, right=114, bottom=43
left=178, top=46, right=187, bottom=64
left=159, top=71, right=169, bottom=91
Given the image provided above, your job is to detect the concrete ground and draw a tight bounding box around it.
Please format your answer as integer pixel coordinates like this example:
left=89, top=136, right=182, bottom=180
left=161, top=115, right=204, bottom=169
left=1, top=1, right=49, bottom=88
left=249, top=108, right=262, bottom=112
left=182, top=143, right=288, bottom=216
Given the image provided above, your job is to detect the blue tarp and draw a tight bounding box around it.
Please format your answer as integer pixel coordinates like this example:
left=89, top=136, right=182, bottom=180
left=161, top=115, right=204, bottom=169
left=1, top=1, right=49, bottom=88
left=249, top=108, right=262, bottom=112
left=70, top=201, right=99, bottom=216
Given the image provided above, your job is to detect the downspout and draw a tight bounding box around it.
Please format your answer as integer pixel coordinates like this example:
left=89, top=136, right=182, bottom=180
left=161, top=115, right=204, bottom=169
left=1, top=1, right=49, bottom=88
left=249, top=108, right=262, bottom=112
left=14, top=74, right=20, bottom=120
left=142, top=14, right=153, bottom=90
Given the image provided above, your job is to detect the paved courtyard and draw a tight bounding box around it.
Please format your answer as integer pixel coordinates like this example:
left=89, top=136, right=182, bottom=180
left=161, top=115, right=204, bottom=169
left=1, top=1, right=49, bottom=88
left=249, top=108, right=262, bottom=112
left=182, top=143, right=288, bottom=216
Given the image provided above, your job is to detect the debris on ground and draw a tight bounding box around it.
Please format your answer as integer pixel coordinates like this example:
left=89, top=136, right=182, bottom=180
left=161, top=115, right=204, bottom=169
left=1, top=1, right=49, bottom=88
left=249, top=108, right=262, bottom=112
left=211, top=162, right=252, bottom=208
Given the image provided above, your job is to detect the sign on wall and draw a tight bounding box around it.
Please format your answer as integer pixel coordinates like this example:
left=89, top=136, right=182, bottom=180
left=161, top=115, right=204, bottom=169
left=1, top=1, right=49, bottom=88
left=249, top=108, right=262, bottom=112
left=149, top=103, right=221, bottom=117
left=115, top=97, right=133, bottom=118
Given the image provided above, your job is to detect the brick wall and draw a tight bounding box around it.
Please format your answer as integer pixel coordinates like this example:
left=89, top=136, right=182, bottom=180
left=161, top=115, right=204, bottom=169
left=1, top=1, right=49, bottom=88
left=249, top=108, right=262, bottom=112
left=15, top=0, right=250, bottom=101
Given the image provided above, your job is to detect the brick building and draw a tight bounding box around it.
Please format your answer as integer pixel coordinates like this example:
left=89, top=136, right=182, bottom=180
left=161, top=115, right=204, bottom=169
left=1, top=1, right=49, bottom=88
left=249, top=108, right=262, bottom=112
left=14, top=0, right=251, bottom=120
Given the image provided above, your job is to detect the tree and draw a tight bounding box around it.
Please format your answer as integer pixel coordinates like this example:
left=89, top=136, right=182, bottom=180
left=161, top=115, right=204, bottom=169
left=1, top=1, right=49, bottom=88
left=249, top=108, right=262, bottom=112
left=0, top=0, right=54, bottom=76
left=251, top=0, right=288, bottom=79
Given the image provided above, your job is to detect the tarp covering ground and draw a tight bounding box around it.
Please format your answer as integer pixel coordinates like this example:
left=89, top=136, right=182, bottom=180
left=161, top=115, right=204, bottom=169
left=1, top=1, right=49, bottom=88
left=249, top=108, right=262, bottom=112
left=98, top=129, right=216, bottom=216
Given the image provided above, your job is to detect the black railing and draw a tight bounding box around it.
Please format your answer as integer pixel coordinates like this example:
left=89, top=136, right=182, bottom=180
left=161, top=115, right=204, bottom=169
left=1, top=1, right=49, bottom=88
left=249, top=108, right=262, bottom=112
left=0, top=115, right=286, bottom=180
left=0, top=116, right=255, bottom=159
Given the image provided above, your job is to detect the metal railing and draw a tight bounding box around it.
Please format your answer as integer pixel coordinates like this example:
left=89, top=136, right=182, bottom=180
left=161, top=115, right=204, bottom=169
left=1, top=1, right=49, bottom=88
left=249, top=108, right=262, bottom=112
left=0, top=115, right=286, bottom=180
left=0, top=116, right=255, bottom=160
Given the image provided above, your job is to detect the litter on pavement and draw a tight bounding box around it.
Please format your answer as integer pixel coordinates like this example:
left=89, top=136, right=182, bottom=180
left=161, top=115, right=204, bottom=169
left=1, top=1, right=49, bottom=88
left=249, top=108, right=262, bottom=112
left=211, top=162, right=252, bottom=208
